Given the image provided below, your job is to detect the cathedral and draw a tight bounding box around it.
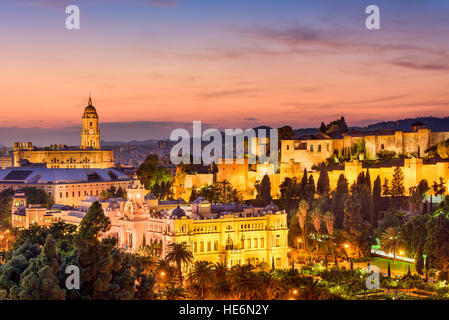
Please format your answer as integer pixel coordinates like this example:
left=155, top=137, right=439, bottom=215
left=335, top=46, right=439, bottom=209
left=13, top=96, right=114, bottom=168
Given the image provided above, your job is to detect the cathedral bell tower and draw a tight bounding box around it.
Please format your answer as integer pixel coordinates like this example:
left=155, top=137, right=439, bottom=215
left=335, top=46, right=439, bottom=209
left=81, top=94, right=101, bottom=149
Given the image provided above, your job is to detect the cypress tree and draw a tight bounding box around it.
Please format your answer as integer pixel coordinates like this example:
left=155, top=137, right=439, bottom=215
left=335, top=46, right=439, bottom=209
left=300, top=168, right=308, bottom=198
left=415, top=243, right=424, bottom=275
left=371, top=175, right=382, bottom=228
left=256, top=175, right=272, bottom=206
left=332, top=174, right=349, bottom=229
left=317, top=165, right=330, bottom=195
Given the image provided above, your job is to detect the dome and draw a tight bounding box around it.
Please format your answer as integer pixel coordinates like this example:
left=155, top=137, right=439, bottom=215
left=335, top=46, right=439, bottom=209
left=170, top=205, right=186, bottom=219
left=265, top=201, right=279, bottom=213
left=83, top=95, right=98, bottom=117
left=83, top=105, right=98, bottom=117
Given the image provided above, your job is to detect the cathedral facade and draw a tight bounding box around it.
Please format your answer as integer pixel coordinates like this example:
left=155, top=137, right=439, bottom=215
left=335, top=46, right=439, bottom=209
left=13, top=97, right=114, bottom=169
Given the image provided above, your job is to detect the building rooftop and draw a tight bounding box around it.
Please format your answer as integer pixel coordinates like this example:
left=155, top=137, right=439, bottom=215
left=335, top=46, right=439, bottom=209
left=0, top=168, right=130, bottom=184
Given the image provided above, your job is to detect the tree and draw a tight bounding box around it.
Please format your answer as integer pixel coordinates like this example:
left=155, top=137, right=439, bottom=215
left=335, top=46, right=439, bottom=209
left=311, top=208, right=322, bottom=252
left=72, top=201, right=136, bottom=299
left=187, top=261, right=214, bottom=299
left=387, top=262, right=391, bottom=278
left=382, top=178, right=391, bottom=197
left=409, top=180, right=429, bottom=215
left=371, top=175, right=382, bottom=228
left=189, top=189, right=197, bottom=203
left=332, top=174, right=349, bottom=229
left=198, top=180, right=242, bottom=204
left=391, top=167, right=405, bottom=198
left=381, top=227, right=403, bottom=263
left=21, top=187, right=54, bottom=207
left=136, top=154, right=172, bottom=190
left=305, top=175, right=316, bottom=203
left=15, top=234, right=65, bottom=300
left=165, top=242, right=193, bottom=286
left=257, top=271, right=281, bottom=300
left=415, top=243, right=424, bottom=275
left=297, top=200, right=309, bottom=251
left=323, top=211, right=335, bottom=236
left=317, top=166, right=330, bottom=195
left=160, top=283, right=187, bottom=300
left=230, top=264, right=260, bottom=299
left=343, top=199, right=372, bottom=257
left=432, top=177, right=447, bottom=203
left=255, top=175, right=272, bottom=206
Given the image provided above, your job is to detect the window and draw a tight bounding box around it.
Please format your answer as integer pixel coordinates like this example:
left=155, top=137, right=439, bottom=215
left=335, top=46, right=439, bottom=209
left=207, top=241, right=211, bottom=252
left=254, top=238, right=258, bottom=248
left=247, top=239, right=251, bottom=249
left=200, top=241, right=204, bottom=252
left=276, top=235, right=280, bottom=247
left=310, top=145, right=314, bottom=152
left=286, top=145, right=290, bottom=150
left=260, top=238, right=264, bottom=248
left=214, top=241, right=218, bottom=251
left=327, top=143, right=330, bottom=152
left=318, top=144, right=322, bottom=152
left=194, top=242, right=197, bottom=252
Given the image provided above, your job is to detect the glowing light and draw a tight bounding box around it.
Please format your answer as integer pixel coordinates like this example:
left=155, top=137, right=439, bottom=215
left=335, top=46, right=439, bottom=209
left=344, top=244, right=349, bottom=249
left=297, top=238, right=302, bottom=242
left=160, top=271, right=166, bottom=277
left=293, top=290, right=297, bottom=294
left=399, top=251, right=404, bottom=256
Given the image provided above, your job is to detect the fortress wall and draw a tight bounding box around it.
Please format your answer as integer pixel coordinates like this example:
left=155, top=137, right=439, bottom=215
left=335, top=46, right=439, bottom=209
left=431, top=132, right=449, bottom=145
left=216, top=161, right=249, bottom=194
left=184, top=173, right=214, bottom=189
left=364, top=136, right=377, bottom=159
left=402, top=133, right=419, bottom=155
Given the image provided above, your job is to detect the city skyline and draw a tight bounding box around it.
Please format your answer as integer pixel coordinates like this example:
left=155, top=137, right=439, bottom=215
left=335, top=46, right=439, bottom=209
left=1, top=0, right=449, bottom=135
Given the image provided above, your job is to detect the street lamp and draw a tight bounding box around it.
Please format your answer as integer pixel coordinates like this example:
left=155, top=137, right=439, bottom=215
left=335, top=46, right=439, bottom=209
left=296, top=238, right=302, bottom=250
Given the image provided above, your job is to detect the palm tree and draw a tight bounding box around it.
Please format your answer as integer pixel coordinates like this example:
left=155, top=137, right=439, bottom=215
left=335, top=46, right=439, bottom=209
left=187, top=261, right=215, bottom=299
left=331, top=230, right=347, bottom=261
left=323, top=211, right=335, bottom=236
left=212, top=262, right=231, bottom=299
left=381, top=227, right=403, bottom=263
left=230, top=264, right=260, bottom=299
left=432, top=178, right=446, bottom=210
left=297, top=200, right=309, bottom=251
left=311, top=208, right=322, bottom=252
left=323, top=211, right=335, bottom=267
left=166, top=242, right=194, bottom=285
left=299, top=277, right=323, bottom=300
left=257, top=271, right=281, bottom=300
left=160, top=283, right=188, bottom=300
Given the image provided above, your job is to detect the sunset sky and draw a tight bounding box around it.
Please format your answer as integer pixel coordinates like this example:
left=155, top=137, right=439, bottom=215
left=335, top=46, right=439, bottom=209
left=1, top=0, right=449, bottom=144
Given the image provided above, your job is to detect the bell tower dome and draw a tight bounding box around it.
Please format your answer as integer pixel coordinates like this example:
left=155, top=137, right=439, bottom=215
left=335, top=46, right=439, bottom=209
left=81, top=94, right=101, bottom=149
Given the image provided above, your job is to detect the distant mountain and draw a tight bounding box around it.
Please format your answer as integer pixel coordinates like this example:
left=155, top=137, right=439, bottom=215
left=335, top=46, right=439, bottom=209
left=352, top=116, right=449, bottom=132
left=101, top=139, right=160, bottom=147
left=293, top=116, right=449, bottom=138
